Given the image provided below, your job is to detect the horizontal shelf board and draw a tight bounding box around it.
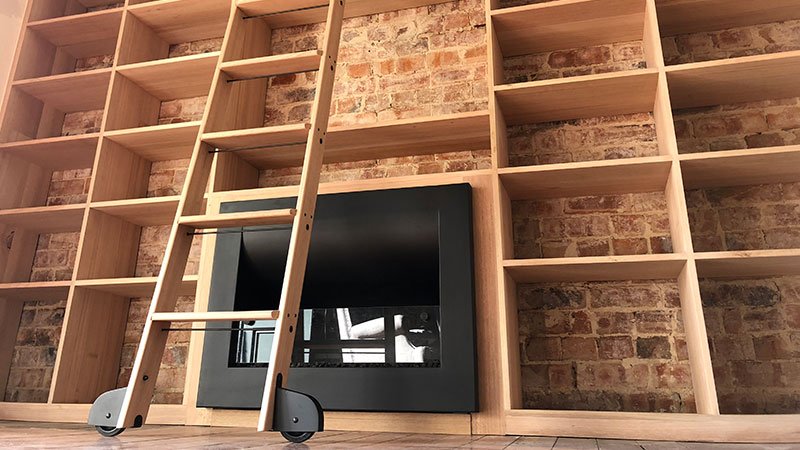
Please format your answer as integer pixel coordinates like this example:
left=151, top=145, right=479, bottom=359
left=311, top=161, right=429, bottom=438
left=128, top=0, right=231, bottom=43
left=151, top=310, right=280, bottom=322
left=203, top=122, right=311, bottom=150
left=666, top=51, right=800, bottom=109
left=27, top=8, right=122, bottom=56
left=0, top=134, right=98, bottom=170
left=221, top=50, right=322, bottom=80
left=116, top=53, right=219, bottom=100
left=90, top=196, right=179, bottom=226
left=241, top=0, right=453, bottom=27
left=179, top=209, right=297, bottom=229
left=498, top=156, right=671, bottom=200
left=0, top=204, right=85, bottom=232
left=75, top=275, right=198, bottom=297
left=208, top=112, right=491, bottom=169
left=657, top=0, right=800, bottom=36
left=104, top=122, right=200, bottom=161
left=504, top=254, right=687, bottom=283
left=680, top=145, right=800, bottom=190
left=695, top=250, right=800, bottom=279
left=491, top=0, right=647, bottom=57
left=12, top=69, right=111, bottom=111
left=0, top=281, right=72, bottom=302
left=495, top=69, right=658, bottom=125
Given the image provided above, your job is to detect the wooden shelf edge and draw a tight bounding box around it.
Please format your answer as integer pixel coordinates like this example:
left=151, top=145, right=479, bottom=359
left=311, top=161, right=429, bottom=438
left=26, top=6, right=123, bottom=28
left=220, top=50, right=322, bottom=79
left=0, top=403, right=184, bottom=425
left=75, top=275, right=199, bottom=297
left=0, top=203, right=86, bottom=232
left=0, top=134, right=99, bottom=170
left=504, top=254, right=688, bottom=283
left=12, top=67, right=113, bottom=88
left=665, top=49, right=800, bottom=74
left=0, top=133, right=100, bottom=150
left=680, top=145, right=800, bottom=189
left=242, top=0, right=455, bottom=27
left=494, top=68, right=659, bottom=93
left=116, top=51, right=221, bottom=73
left=0, top=281, right=72, bottom=302
left=90, top=196, right=181, bottom=226
left=694, top=249, right=800, bottom=279
left=105, top=121, right=202, bottom=138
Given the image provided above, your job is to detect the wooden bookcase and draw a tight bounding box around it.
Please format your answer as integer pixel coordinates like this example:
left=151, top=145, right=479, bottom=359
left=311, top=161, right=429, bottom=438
left=0, top=0, right=799, bottom=443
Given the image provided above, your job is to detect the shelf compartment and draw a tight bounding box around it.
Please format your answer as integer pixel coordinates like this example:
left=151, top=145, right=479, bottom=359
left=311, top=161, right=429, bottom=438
left=656, top=0, right=800, bottom=36
left=0, top=281, right=72, bottom=302
left=0, top=134, right=98, bottom=170
left=104, top=122, right=200, bottom=161
left=28, top=1, right=125, bottom=21
left=680, top=146, right=800, bottom=190
left=75, top=275, right=198, bottom=297
left=90, top=196, right=180, bottom=226
left=126, top=0, right=230, bottom=44
left=240, top=0, right=453, bottom=28
left=205, top=112, right=491, bottom=169
left=491, top=0, right=647, bottom=57
left=220, top=50, right=322, bottom=80
left=666, top=51, right=800, bottom=110
left=115, top=53, right=219, bottom=100
left=505, top=254, right=688, bottom=283
left=495, top=70, right=659, bottom=125
left=499, top=156, right=671, bottom=200
left=0, top=204, right=85, bottom=233
left=695, top=250, right=800, bottom=279
left=26, top=7, right=122, bottom=59
left=12, top=69, right=111, bottom=112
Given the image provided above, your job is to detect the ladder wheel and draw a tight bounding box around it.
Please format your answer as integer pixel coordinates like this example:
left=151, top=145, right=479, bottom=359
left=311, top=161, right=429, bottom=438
left=95, top=426, right=125, bottom=437
left=281, top=431, right=314, bottom=443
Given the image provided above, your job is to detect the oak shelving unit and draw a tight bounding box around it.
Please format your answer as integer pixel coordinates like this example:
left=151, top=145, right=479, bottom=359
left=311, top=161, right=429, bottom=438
left=0, top=0, right=798, bottom=443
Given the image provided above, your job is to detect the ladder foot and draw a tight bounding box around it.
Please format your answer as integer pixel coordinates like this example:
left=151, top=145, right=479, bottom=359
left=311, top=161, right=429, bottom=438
left=88, top=387, right=135, bottom=433
left=273, top=387, right=324, bottom=437
left=95, top=426, right=126, bottom=438
left=281, top=431, right=315, bottom=443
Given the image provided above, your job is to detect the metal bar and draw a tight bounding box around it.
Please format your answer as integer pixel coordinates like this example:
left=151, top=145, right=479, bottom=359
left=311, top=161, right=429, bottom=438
left=207, top=140, right=307, bottom=155
left=160, top=327, right=276, bottom=332
left=227, top=69, right=318, bottom=84
left=187, top=225, right=290, bottom=236
left=243, top=3, right=327, bottom=20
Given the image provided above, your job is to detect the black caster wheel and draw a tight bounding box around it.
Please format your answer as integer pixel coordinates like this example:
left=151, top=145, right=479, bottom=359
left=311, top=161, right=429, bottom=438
left=281, top=431, right=315, bottom=443
left=95, top=426, right=125, bottom=437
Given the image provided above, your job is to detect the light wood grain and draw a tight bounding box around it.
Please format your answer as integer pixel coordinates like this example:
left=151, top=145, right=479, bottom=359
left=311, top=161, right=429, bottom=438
left=116, top=53, right=219, bottom=100
left=151, top=310, right=280, bottom=322
left=27, top=7, right=122, bottom=57
left=495, top=70, right=659, bottom=125
left=12, top=69, right=112, bottom=111
left=504, top=254, right=688, bottom=283
left=0, top=203, right=85, bottom=232
left=241, top=0, right=454, bottom=27
left=680, top=145, right=800, bottom=189
left=127, top=0, right=231, bottom=44
left=498, top=156, right=671, bottom=200
left=695, top=249, right=800, bottom=279
left=656, top=0, right=800, bottom=36
left=90, top=196, right=181, bottom=226
left=491, top=0, right=647, bottom=56
left=180, top=209, right=296, bottom=229
left=105, top=122, right=201, bottom=161
left=221, top=50, right=322, bottom=80
left=0, top=134, right=98, bottom=170
left=76, top=276, right=199, bottom=298
left=0, top=281, right=72, bottom=302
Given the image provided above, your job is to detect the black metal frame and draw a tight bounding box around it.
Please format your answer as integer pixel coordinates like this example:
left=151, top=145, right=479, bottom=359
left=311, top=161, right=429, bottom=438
left=197, top=184, right=478, bottom=412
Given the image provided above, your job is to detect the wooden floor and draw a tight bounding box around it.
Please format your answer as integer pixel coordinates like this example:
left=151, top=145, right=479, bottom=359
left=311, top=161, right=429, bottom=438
left=0, top=422, right=797, bottom=449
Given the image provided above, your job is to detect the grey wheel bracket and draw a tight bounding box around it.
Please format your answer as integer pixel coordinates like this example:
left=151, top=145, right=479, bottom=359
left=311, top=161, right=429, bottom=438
left=273, top=387, right=324, bottom=433
left=88, top=388, right=141, bottom=429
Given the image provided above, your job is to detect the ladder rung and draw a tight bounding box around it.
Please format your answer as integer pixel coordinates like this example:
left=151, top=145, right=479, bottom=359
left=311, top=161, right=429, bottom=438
left=241, top=0, right=327, bottom=18
left=179, top=209, right=296, bottom=229
left=151, top=310, right=281, bottom=323
left=221, top=50, right=322, bottom=81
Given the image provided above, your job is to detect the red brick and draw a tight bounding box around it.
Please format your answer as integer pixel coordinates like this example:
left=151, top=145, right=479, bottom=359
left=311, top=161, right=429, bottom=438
left=598, top=336, right=634, bottom=359
left=562, top=337, right=598, bottom=361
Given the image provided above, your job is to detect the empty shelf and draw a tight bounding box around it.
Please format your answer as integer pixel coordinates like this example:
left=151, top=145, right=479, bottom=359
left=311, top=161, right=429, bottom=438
left=27, top=7, right=122, bottom=58
left=666, top=51, right=800, bottom=109
left=202, top=123, right=311, bottom=151
left=151, top=310, right=280, bottom=322
left=695, top=250, right=800, bottom=279
left=104, top=122, right=201, bottom=161
left=0, top=134, right=98, bottom=170
left=0, top=281, right=72, bottom=302
left=680, top=145, right=800, bottom=190
left=499, top=156, right=672, bottom=200
left=221, top=50, right=322, bottom=80
left=495, top=69, right=659, bottom=125
left=504, top=254, right=688, bottom=283
left=12, top=69, right=111, bottom=111
left=90, top=197, right=180, bottom=227
left=240, top=0, right=453, bottom=27
left=127, top=0, right=231, bottom=43
left=116, top=52, right=219, bottom=100
left=0, top=204, right=85, bottom=232
left=179, top=209, right=297, bottom=229
left=657, top=0, right=800, bottom=36
left=75, top=275, right=198, bottom=297
left=491, top=0, right=647, bottom=56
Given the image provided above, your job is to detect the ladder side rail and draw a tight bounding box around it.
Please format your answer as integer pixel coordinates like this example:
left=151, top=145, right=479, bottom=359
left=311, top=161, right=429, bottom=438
left=257, top=0, right=346, bottom=432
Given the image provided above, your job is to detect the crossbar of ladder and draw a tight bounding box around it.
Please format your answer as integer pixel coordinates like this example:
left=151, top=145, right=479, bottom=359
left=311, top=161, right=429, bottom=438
left=227, top=69, right=319, bottom=84
left=207, top=141, right=307, bottom=155
left=243, top=4, right=327, bottom=20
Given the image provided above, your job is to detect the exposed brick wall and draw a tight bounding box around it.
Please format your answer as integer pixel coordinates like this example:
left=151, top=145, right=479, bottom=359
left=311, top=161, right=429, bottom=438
left=117, top=296, right=194, bottom=404
left=168, top=38, right=223, bottom=58
left=662, top=19, right=800, bottom=65
left=46, top=169, right=91, bottom=206
left=503, top=41, right=645, bottom=83
left=686, top=183, right=800, bottom=252
left=700, top=276, right=800, bottom=414
left=61, top=109, right=103, bottom=136
left=29, top=232, right=80, bottom=282
left=512, top=193, right=672, bottom=259
left=508, top=113, right=659, bottom=166
left=147, top=159, right=188, bottom=198
left=135, top=225, right=201, bottom=277
left=518, top=280, right=695, bottom=412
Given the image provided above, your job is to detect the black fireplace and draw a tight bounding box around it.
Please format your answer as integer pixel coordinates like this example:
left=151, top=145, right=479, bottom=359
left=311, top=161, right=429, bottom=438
left=198, top=184, right=477, bottom=412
